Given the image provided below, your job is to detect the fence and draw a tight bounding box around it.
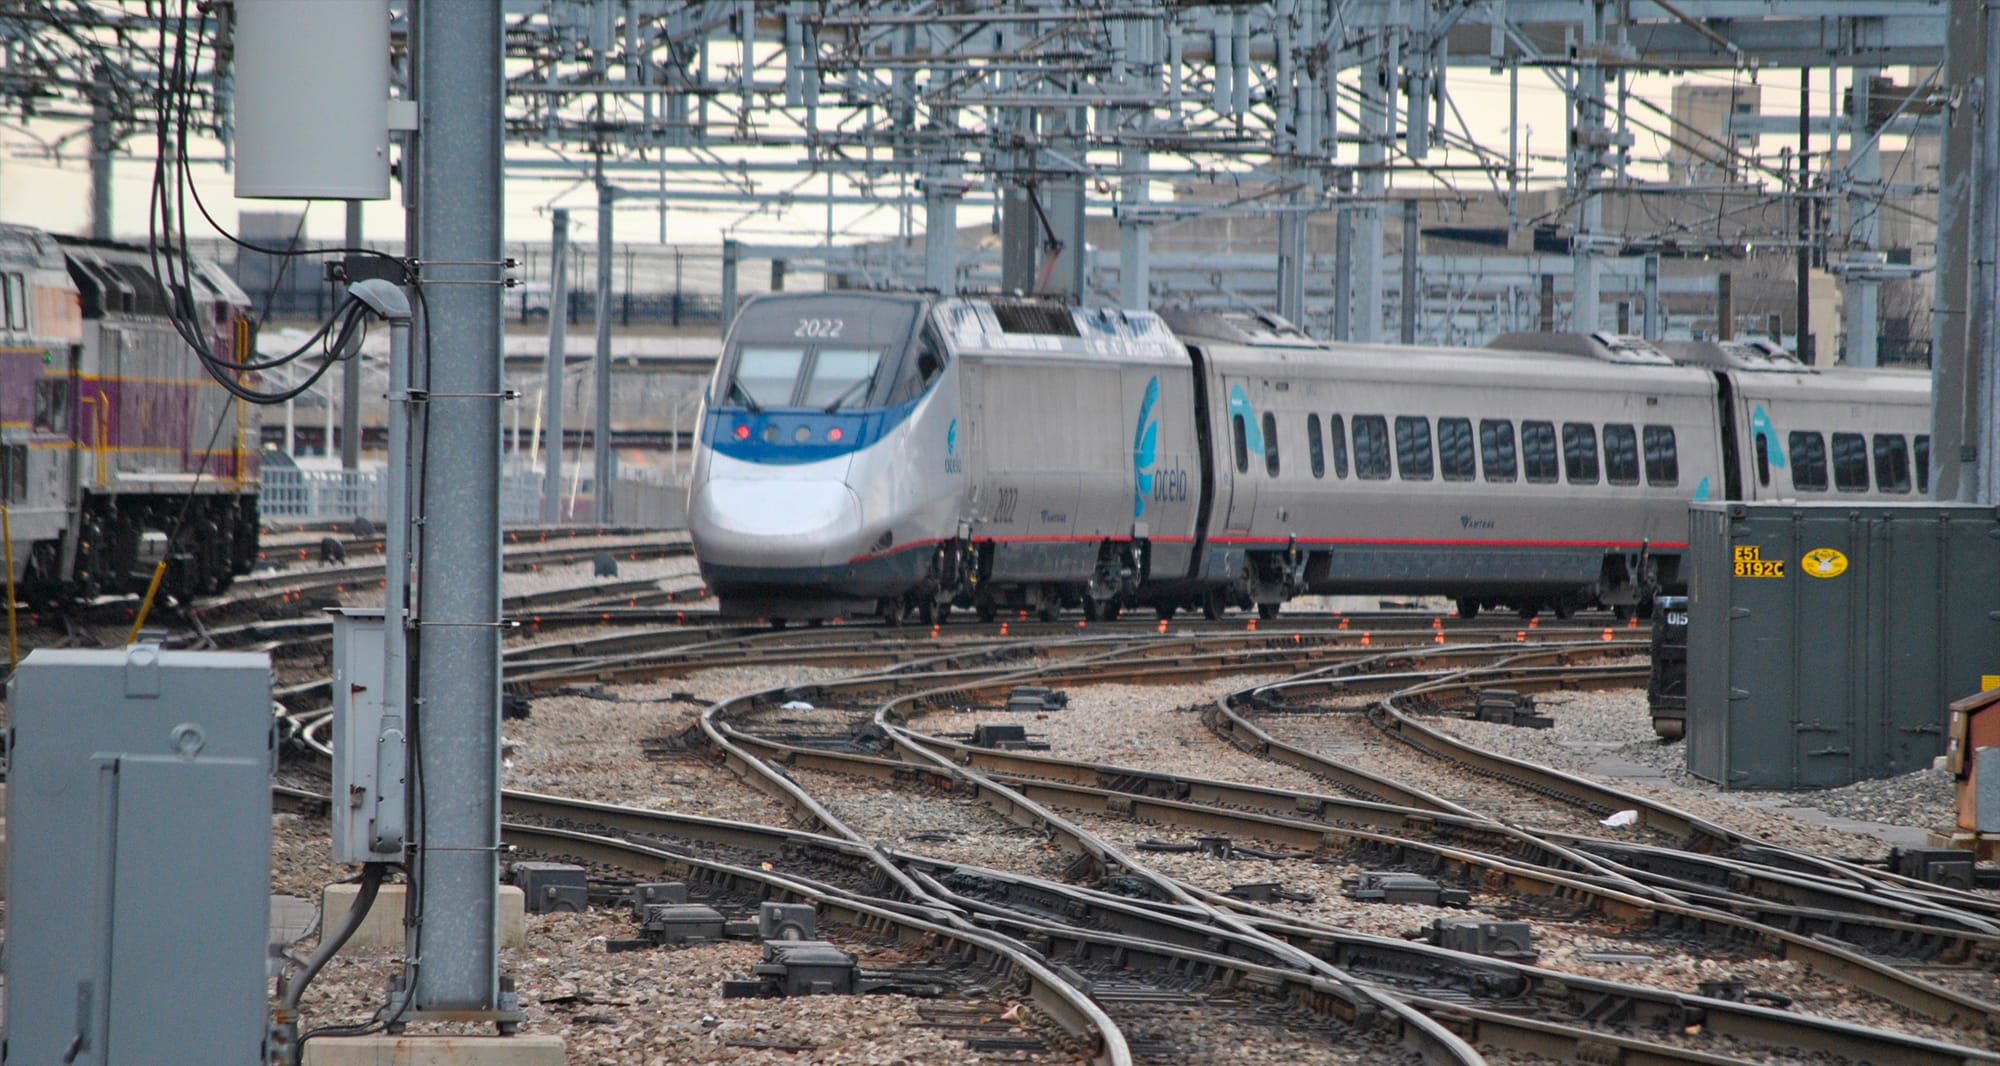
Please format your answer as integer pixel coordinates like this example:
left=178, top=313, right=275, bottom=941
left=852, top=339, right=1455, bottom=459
left=261, top=463, right=685, bottom=530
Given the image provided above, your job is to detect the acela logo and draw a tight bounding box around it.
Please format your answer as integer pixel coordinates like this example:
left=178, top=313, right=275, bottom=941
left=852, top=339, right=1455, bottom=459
left=944, top=418, right=963, bottom=474
left=1133, top=377, right=1159, bottom=517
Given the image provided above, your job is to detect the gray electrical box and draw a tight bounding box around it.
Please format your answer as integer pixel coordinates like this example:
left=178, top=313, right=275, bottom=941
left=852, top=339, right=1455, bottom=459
left=330, top=608, right=406, bottom=862
left=3, top=646, right=274, bottom=1065
left=1686, top=502, right=2000, bottom=789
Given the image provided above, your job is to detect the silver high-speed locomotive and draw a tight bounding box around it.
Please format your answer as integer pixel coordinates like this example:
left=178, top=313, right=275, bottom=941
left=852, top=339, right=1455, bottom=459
left=688, top=292, right=1931, bottom=624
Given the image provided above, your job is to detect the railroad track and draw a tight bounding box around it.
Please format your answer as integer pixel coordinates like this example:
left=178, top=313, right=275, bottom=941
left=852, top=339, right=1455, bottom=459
left=265, top=582, right=2000, bottom=1063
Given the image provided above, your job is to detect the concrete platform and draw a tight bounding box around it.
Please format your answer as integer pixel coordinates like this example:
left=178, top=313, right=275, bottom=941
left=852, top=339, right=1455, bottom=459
left=303, top=1034, right=563, bottom=1065
left=321, top=883, right=527, bottom=950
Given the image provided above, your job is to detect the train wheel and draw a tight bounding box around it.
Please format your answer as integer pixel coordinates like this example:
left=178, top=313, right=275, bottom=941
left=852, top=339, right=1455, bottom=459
left=1202, top=590, right=1225, bottom=620
left=806, top=617, right=825, bottom=628
left=1552, top=598, right=1573, bottom=620
left=1155, top=605, right=1176, bottom=622
left=1037, top=599, right=1059, bottom=623
left=1455, top=598, right=1480, bottom=621
left=879, top=599, right=905, bottom=626
left=1102, top=601, right=1122, bottom=622
left=769, top=618, right=789, bottom=630
left=1257, top=602, right=1279, bottom=621
left=1516, top=602, right=1540, bottom=620
left=1612, top=604, right=1635, bottom=622
left=975, top=597, right=998, bottom=623
left=1082, top=599, right=1100, bottom=621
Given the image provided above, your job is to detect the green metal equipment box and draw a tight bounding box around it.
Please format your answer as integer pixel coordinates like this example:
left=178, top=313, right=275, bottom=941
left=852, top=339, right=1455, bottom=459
left=1686, top=501, right=2000, bottom=789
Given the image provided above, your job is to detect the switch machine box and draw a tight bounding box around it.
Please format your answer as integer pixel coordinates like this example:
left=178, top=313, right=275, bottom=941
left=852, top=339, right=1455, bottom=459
left=3, top=646, right=275, bottom=1066
left=1685, top=502, right=2000, bottom=789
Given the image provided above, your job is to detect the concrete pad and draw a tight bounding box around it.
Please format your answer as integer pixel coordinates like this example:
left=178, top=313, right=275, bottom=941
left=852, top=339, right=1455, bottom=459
left=303, top=1034, right=563, bottom=1066
left=321, top=883, right=527, bottom=950
left=271, top=894, right=320, bottom=945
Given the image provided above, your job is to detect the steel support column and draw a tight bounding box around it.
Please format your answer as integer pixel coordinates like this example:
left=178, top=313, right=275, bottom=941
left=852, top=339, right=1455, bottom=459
left=541, top=208, right=570, bottom=523
left=593, top=174, right=615, bottom=523
left=1847, top=70, right=1881, bottom=368
left=410, top=0, right=503, bottom=1012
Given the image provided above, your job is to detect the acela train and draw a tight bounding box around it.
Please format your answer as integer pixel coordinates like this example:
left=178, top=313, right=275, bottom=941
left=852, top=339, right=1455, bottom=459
left=688, top=292, right=1931, bottom=624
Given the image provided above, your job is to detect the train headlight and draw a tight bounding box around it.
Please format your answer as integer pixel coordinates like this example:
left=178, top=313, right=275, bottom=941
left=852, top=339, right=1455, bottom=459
left=762, top=425, right=779, bottom=442
left=827, top=427, right=844, bottom=442
left=734, top=423, right=750, bottom=440
left=793, top=426, right=812, bottom=443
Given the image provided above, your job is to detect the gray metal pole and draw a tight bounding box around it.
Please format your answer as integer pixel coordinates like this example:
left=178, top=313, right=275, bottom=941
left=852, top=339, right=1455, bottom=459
left=90, top=65, right=114, bottom=241
left=1354, top=57, right=1387, bottom=342
left=342, top=200, right=364, bottom=470
left=594, top=176, right=615, bottom=524
left=1118, top=146, right=1150, bottom=311
left=1935, top=0, right=1983, bottom=501
left=541, top=209, right=570, bottom=523
left=1978, top=1, right=2000, bottom=502
left=923, top=166, right=960, bottom=294
left=1331, top=204, right=1353, bottom=341
left=410, top=0, right=503, bottom=1013
left=720, top=238, right=740, bottom=333
left=1399, top=199, right=1418, bottom=344
left=1847, top=70, right=1882, bottom=368
left=1276, top=193, right=1306, bottom=325
left=1570, top=3, right=1605, bottom=334
left=1642, top=253, right=1662, bottom=340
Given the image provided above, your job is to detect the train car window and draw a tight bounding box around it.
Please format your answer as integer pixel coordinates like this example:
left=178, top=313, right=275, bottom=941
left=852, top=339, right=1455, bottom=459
left=1603, top=424, right=1640, bottom=485
left=1352, top=415, right=1391, bottom=479
left=1832, top=432, right=1870, bottom=492
left=1262, top=411, right=1281, bottom=476
left=733, top=347, right=806, bottom=408
left=1231, top=413, right=1249, bottom=473
left=1394, top=415, right=1434, bottom=481
left=1, top=444, right=22, bottom=502
left=1642, top=425, right=1679, bottom=486
left=1437, top=418, right=1475, bottom=481
left=1329, top=414, right=1349, bottom=478
left=803, top=348, right=882, bottom=410
left=1521, top=421, right=1559, bottom=484
left=1307, top=413, right=1325, bottom=479
left=1873, top=434, right=1912, bottom=494
left=1479, top=419, right=1517, bottom=481
left=4, top=273, right=22, bottom=330
left=1561, top=422, right=1600, bottom=484
left=32, top=379, right=67, bottom=434
left=885, top=326, right=946, bottom=405
left=1916, top=435, right=1932, bottom=494
left=1788, top=431, right=1827, bottom=491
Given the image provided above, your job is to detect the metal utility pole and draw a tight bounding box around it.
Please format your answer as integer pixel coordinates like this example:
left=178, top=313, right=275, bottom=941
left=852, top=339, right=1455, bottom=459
left=410, top=0, right=504, bottom=1014
left=1354, top=55, right=1389, bottom=342
left=1399, top=199, right=1419, bottom=343
left=923, top=165, right=961, bottom=294
left=89, top=64, right=114, bottom=241
left=1797, top=73, right=1816, bottom=363
left=341, top=200, right=364, bottom=469
left=1846, top=70, right=1882, bottom=368
left=541, top=208, right=570, bottom=523
left=1978, top=0, right=2000, bottom=503
left=1934, top=0, right=1984, bottom=501
left=1569, top=1, right=1609, bottom=334
left=594, top=173, right=615, bottom=523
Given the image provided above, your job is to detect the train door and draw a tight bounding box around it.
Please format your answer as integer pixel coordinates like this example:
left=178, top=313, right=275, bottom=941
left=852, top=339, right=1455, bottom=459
left=1219, top=376, right=1259, bottom=531
left=1711, top=372, right=1745, bottom=501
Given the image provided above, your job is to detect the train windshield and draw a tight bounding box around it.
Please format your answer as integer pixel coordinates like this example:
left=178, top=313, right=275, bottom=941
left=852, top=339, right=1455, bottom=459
left=717, top=295, right=925, bottom=411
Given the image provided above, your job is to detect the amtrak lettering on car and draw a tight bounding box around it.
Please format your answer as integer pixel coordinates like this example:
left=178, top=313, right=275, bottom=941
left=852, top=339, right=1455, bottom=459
left=944, top=417, right=963, bottom=474
left=1133, top=376, right=1159, bottom=517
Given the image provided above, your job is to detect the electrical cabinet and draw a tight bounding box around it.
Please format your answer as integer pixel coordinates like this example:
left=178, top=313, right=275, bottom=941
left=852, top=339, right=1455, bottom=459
left=1686, top=502, right=2000, bottom=789
left=3, top=646, right=274, bottom=1065
left=330, top=608, right=406, bottom=862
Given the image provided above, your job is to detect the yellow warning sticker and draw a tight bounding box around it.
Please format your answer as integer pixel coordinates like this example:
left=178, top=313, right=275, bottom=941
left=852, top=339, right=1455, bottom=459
left=1984, top=675, right=2000, bottom=692
left=1801, top=548, right=1848, bottom=579
left=1732, top=545, right=1784, bottom=578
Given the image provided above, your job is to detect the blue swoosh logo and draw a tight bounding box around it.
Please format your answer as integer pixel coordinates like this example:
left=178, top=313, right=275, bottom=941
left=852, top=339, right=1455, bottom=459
left=1133, top=376, right=1159, bottom=518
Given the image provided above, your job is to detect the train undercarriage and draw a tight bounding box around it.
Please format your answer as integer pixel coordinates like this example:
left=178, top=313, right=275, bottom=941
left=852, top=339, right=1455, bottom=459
left=18, top=493, right=258, bottom=609
left=872, top=538, right=1679, bottom=627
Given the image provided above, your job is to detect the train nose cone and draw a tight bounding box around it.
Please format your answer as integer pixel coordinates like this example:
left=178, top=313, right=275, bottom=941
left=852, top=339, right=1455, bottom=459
left=690, top=478, right=863, bottom=568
